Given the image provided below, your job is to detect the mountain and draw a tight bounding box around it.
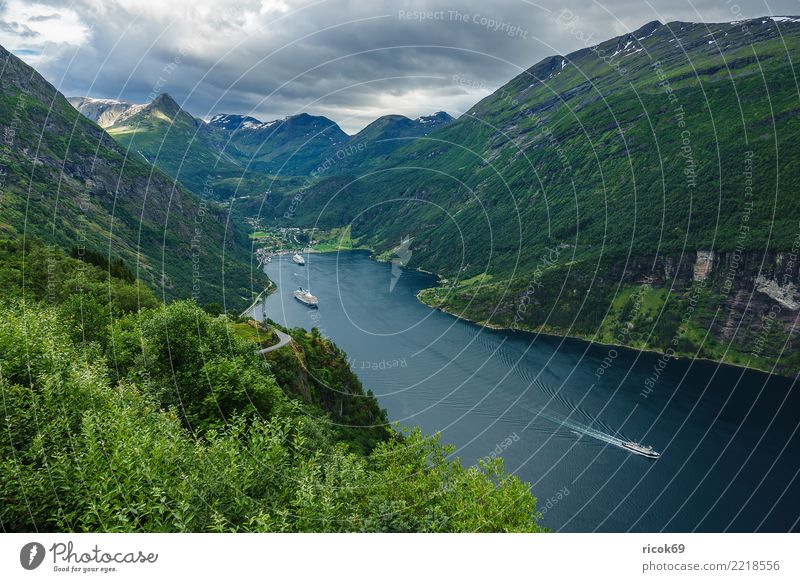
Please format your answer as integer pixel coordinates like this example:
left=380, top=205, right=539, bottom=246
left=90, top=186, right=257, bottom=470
left=416, top=111, right=455, bottom=127
left=0, top=45, right=263, bottom=310
left=68, top=96, right=143, bottom=127
left=211, top=111, right=350, bottom=175
left=349, top=111, right=454, bottom=144
left=103, top=92, right=263, bottom=197
left=339, top=111, right=455, bottom=168
left=207, top=110, right=453, bottom=173
left=72, top=94, right=454, bottom=201
left=277, top=17, right=800, bottom=375
left=89, top=99, right=353, bottom=197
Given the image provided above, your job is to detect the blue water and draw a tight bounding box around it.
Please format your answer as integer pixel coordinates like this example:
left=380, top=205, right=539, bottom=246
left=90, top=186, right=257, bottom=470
left=250, top=251, right=800, bottom=532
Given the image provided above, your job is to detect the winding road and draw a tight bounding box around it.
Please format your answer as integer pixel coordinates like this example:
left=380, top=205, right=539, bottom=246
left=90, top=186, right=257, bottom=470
left=258, top=329, right=293, bottom=354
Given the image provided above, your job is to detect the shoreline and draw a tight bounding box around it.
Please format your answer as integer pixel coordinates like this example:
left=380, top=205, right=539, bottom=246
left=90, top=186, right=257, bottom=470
left=248, top=246, right=788, bottom=380
left=241, top=279, right=277, bottom=317
left=415, top=289, right=792, bottom=380
left=242, top=245, right=365, bottom=318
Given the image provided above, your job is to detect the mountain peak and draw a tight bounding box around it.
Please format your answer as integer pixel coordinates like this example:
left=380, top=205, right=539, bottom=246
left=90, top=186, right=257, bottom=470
left=149, top=92, right=181, bottom=117
left=283, top=112, right=338, bottom=127
left=632, top=19, right=663, bottom=39
left=418, top=111, right=454, bottom=124
left=209, top=113, right=263, bottom=131
left=152, top=92, right=176, bottom=104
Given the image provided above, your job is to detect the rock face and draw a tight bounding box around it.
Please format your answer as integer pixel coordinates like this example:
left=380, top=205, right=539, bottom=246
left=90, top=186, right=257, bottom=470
left=694, top=250, right=714, bottom=281
left=602, top=250, right=800, bottom=372
left=603, top=252, right=696, bottom=286
left=707, top=251, right=800, bottom=368
left=754, top=276, right=800, bottom=310
left=68, top=96, right=143, bottom=128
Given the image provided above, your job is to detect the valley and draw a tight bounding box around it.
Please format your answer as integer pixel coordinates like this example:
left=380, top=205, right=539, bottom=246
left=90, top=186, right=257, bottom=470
left=3, top=6, right=800, bottom=537
left=66, top=16, right=800, bottom=377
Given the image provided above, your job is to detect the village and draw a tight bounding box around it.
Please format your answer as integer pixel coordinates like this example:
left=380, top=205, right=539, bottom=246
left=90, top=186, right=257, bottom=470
left=244, top=218, right=361, bottom=268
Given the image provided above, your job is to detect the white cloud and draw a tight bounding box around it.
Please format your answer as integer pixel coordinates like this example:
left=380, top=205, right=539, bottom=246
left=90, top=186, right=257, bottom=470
left=0, top=0, right=89, bottom=63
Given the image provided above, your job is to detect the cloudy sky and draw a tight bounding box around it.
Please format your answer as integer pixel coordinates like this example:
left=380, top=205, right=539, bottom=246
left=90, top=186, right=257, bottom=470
left=1, top=0, right=798, bottom=132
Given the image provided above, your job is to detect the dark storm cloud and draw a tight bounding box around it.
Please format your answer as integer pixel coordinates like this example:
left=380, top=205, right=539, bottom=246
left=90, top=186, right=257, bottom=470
left=11, top=0, right=800, bottom=132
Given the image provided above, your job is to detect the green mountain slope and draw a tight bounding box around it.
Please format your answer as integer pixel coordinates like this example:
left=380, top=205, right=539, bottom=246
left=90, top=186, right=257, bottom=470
left=210, top=111, right=350, bottom=175
left=103, top=102, right=354, bottom=200
left=334, top=111, right=455, bottom=170
left=105, top=93, right=259, bottom=197
left=283, top=17, right=800, bottom=374
left=0, top=45, right=263, bottom=310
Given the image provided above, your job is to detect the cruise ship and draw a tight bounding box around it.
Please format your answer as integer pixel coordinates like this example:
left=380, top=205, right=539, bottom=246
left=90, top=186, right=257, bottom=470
left=292, top=253, right=305, bottom=265
left=622, top=441, right=660, bottom=459
left=293, top=287, right=318, bottom=307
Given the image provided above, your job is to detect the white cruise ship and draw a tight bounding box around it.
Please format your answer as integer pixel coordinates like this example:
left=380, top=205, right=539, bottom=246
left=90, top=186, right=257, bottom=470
left=622, top=441, right=660, bottom=459
left=293, top=287, right=318, bottom=307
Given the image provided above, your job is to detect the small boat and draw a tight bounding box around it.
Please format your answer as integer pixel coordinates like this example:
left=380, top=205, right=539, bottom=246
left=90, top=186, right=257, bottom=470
left=292, top=253, right=305, bottom=265
left=293, top=287, right=318, bottom=307
left=622, top=441, right=660, bottom=459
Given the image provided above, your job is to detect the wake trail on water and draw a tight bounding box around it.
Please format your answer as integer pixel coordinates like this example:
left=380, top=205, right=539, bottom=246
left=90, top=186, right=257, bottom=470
left=520, top=378, right=631, bottom=450
left=464, top=327, right=631, bottom=451
left=538, top=408, right=629, bottom=448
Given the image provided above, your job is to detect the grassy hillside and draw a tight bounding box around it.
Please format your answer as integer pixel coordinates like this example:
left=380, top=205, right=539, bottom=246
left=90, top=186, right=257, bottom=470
left=217, top=112, right=350, bottom=176
left=330, top=112, right=455, bottom=171
left=0, top=46, right=264, bottom=310
left=0, top=237, right=544, bottom=532
left=106, top=93, right=261, bottom=198
left=104, top=99, right=357, bottom=208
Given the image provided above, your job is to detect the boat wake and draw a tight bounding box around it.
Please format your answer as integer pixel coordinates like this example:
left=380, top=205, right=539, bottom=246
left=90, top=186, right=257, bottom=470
left=515, top=378, right=629, bottom=447
left=520, top=378, right=659, bottom=457
left=470, top=333, right=652, bottom=456
left=538, top=408, right=628, bottom=448
left=536, top=404, right=660, bottom=458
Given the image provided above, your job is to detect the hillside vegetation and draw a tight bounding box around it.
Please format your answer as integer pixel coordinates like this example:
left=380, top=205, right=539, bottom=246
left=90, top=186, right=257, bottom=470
left=0, top=45, right=264, bottom=311
left=0, top=238, right=544, bottom=532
